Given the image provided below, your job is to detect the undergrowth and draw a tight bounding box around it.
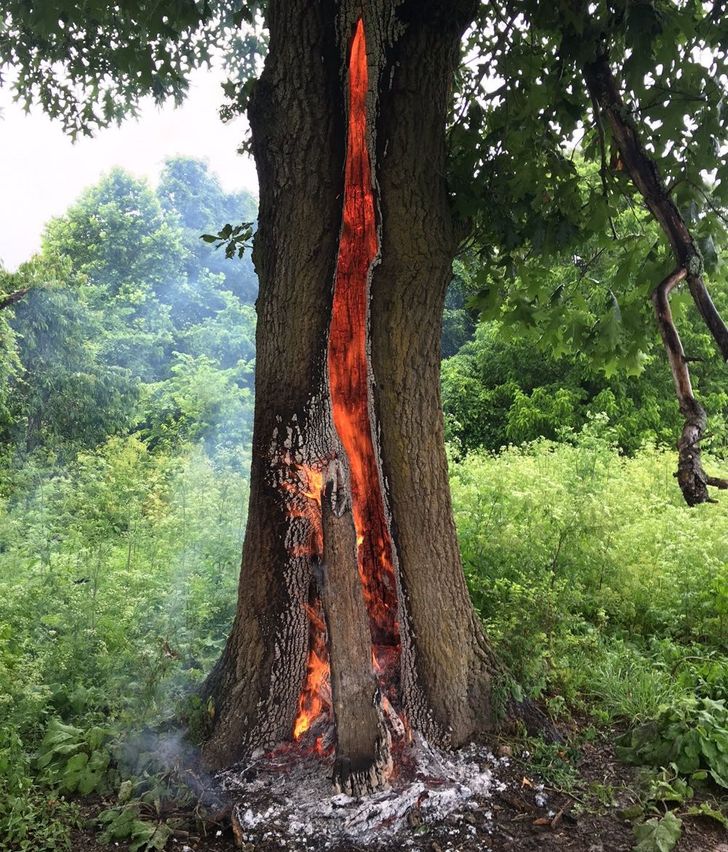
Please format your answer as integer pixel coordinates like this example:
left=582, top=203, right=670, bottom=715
left=1, top=421, right=726, bottom=849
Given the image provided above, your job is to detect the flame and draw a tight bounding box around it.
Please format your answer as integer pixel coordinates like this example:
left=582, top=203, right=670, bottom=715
left=328, top=18, right=400, bottom=658
left=293, top=646, right=329, bottom=739
left=281, top=464, right=324, bottom=559
left=291, top=17, right=401, bottom=746
left=287, top=474, right=331, bottom=742
left=293, top=601, right=331, bottom=743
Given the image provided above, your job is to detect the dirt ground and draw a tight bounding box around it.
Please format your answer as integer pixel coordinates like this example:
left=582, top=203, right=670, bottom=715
left=69, top=733, right=728, bottom=852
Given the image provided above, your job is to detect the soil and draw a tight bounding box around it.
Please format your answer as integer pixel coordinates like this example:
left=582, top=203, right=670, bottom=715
left=68, top=732, right=728, bottom=852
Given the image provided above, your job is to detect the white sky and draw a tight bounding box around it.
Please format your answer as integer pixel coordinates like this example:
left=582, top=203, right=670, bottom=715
left=0, top=69, right=259, bottom=271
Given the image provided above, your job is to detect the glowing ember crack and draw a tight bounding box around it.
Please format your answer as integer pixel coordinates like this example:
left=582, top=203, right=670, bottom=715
left=292, top=17, right=401, bottom=745
left=327, top=18, right=400, bottom=655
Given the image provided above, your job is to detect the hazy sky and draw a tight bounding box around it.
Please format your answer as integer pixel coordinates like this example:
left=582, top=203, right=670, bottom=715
left=0, top=69, right=258, bottom=271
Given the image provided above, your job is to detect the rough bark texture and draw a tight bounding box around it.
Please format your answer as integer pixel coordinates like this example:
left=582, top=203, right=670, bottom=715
left=200, top=0, right=344, bottom=768
left=370, top=0, right=498, bottom=746
left=319, top=464, right=391, bottom=795
left=201, top=0, right=498, bottom=772
left=584, top=52, right=728, bottom=504
left=651, top=269, right=728, bottom=503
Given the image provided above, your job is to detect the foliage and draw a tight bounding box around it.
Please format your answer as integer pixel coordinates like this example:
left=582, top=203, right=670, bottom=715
left=36, top=720, right=112, bottom=795
left=2, top=7, right=728, bottom=835
left=158, top=158, right=258, bottom=303
left=633, top=810, right=683, bottom=852
left=98, top=804, right=172, bottom=852
left=616, top=698, right=728, bottom=788
left=0, top=1, right=242, bottom=136
left=201, top=221, right=255, bottom=261
left=452, top=2, right=728, bottom=374
left=451, top=420, right=728, bottom=696
left=0, top=728, right=80, bottom=851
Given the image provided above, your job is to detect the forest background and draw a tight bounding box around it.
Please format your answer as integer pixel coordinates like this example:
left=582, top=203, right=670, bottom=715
left=0, top=154, right=726, bottom=849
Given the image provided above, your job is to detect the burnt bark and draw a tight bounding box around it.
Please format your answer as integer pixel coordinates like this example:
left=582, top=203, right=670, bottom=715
left=199, top=0, right=345, bottom=768
left=200, top=0, right=498, bottom=776
left=319, top=463, right=391, bottom=795
left=583, top=52, right=728, bottom=505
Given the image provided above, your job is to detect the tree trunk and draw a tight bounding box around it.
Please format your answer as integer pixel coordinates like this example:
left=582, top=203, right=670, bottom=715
left=200, top=0, right=497, bottom=781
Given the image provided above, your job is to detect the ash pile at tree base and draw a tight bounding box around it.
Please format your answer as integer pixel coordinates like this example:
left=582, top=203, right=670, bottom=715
left=218, top=735, right=512, bottom=851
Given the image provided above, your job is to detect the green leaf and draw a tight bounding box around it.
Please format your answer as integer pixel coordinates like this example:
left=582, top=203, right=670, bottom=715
left=633, top=811, right=683, bottom=852
left=685, top=803, right=728, bottom=828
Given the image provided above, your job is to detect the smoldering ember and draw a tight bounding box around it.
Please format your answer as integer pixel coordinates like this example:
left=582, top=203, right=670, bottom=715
left=2, top=1, right=728, bottom=852
left=197, top=6, right=506, bottom=799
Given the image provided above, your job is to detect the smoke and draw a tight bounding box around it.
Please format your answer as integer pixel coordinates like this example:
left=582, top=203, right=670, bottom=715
left=0, top=160, right=260, bottom=753
left=115, top=727, right=229, bottom=811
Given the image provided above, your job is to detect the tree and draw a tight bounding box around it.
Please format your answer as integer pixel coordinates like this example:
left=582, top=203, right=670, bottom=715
left=4, top=0, right=728, bottom=796
left=157, top=157, right=259, bottom=303
left=453, top=3, right=728, bottom=504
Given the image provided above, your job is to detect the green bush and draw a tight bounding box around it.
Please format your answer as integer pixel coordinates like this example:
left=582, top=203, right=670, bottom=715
left=616, top=697, right=728, bottom=788
left=0, top=729, right=80, bottom=851
left=450, top=420, right=728, bottom=702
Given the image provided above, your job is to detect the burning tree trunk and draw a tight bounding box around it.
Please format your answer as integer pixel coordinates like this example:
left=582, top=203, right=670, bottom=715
left=200, top=0, right=497, bottom=788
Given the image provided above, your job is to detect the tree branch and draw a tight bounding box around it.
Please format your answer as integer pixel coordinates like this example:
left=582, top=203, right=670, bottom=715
left=583, top=53, right=728, bottom=364
left=588, top=89, right=618, bottom=240
left=651, top=267, right=728, bottom=504
left=583, top=51, right=728, bottom=504
left=0, top=287, right=30, bottom=310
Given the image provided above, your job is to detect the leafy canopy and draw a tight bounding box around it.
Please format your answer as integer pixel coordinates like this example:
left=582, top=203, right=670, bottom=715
left=450, top=1, right=728, bottom=367
left=2, top=1, right=727, bottom=374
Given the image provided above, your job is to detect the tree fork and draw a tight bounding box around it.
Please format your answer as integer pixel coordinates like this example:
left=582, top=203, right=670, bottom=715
left=584, top=51, right=728, bottom=504
left=199, top=0, right=507, bottom=772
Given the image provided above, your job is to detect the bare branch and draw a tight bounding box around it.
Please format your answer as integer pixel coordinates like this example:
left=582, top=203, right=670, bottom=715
left=651, top=268, right=727, bottom=504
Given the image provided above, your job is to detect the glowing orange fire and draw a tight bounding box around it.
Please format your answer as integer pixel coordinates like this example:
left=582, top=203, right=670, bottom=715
left=282, top=465, right=331, bottom=742
left=328, top=18, right=400, bottom=653
left=292, top=17, right=401, bottom=744
left=293, top=603, right=330, bottom=740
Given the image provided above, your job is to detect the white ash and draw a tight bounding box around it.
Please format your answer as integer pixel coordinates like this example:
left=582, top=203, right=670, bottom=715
left=219, top=735, right=507, bottom=849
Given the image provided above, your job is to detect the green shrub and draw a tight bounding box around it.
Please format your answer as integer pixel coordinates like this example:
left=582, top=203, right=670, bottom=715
left=0, top=729, right=80, bottom=851
left=450, top=422, right=728, bottom=701
left=616, top=697, right=728, bottom=788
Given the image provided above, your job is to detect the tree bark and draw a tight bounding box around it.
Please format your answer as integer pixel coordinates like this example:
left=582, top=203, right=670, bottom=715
left=200, top=0, right=498, bottom=777
left=319, top=463, right=391, bottom=796
left=371, top=0, right=497, bottom=745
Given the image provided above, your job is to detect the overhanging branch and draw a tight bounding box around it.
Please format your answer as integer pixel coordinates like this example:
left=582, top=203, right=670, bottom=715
left=0, top=287, right=30, bottom=310
left=583, top=53, right=728, bottom=364
left=651, top=267, right=728, bottom=505
left=583, top=51, right=728, bottom=504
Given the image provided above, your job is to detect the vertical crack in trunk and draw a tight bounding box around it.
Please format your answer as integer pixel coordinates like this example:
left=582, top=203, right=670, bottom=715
left=290, top=20, right=401, bottom=791
left=327, top=17, right=400, bottom=680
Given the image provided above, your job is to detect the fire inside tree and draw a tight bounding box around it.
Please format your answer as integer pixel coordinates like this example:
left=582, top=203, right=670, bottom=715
left=292, top=19, right=400, bottom=755
left=200, top=0, right=498, bottom=796
left=5, top=0, right=728, bottom=806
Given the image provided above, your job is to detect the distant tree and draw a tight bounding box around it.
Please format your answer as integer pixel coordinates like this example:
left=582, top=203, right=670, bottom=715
left=43, top=169, right=186, bottom=297
left=7, top=277, right=139, bottom=456
left=157, top=157, right=259, bottom=303
left=443, top=319, right=728, bottom=455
